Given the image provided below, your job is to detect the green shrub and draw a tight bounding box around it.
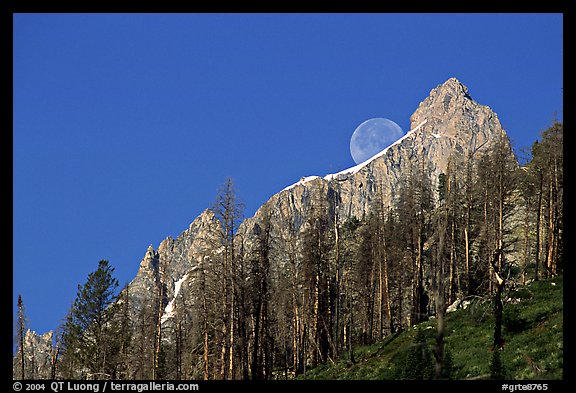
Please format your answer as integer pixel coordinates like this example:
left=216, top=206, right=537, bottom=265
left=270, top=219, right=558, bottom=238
left=468, top=298, right=492, bottom=323
left=441, top=348, right=454, bottom=380
left=503, top=304, right=528, bottom=333
left=490, top=350, right=507, bottom=380
left=392, top=328, right=435, bottom=380
left=508, top=288, right=533, bottom=300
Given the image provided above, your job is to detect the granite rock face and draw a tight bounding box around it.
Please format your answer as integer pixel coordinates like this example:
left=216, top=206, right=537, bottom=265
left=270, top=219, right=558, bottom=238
left=13, top=330, right=54, bottom=379
left=240, top=77, right=507, bottom=237
left=126, top=208, right=221, bottom=318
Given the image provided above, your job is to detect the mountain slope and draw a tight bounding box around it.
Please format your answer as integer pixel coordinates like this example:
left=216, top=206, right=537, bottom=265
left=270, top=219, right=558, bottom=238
left=301, top=276, right=563, bottom=380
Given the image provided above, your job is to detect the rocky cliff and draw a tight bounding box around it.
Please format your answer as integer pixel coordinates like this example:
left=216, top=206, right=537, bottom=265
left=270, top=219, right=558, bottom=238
left=243, top=78, right=505, bottom=233
left=126, top=208, right=220, bottom=321
left=13, top=330, right=55, bottom=379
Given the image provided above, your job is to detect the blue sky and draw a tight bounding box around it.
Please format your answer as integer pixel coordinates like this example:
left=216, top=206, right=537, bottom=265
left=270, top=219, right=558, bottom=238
left=13, top=13, right=563, bottom=336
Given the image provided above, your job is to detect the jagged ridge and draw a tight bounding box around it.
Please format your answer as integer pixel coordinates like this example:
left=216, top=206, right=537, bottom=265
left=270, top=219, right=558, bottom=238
left=131, top=77, right=508, bottom=327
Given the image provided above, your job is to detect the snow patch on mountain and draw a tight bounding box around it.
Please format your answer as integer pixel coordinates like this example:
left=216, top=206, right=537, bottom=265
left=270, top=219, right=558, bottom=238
left=161, top=273, right=189, bottom=324
left=280, top=120, right=428, bottom=189
left=324, top=119, right=428, bottom=180
left=282, top=176, right=321, bottom=191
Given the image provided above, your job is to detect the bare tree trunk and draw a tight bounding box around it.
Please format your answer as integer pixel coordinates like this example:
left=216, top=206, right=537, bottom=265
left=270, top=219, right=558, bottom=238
left=434, top=167, right=449, bottom=379
left=378, top=255, right=383, bottom=340
left=464, top=224, right=470, bottom=293
left=313, top=270, right=320, bottom=364
left=292, top=293, right=300, bottom=374
left=484, top=183, right=492, bottom=294
left=252, top=295, right=262, bottom=380
left=535, top=171, right=543, bottom=281
left=546, top=175, right=556, bottom=276
left=348, top=295, right=355, bottom=364
left=333, top=201, right=342, bottom=356
left=382, top=236, right=393, bottom=335
left=18, top=308, right=25, bottom=379
left=552, top=157, right=560, bottom=274
left=219, top=329, right=227, bottom=379
left=492, top=249, right=506, bottom=350
left=522, top=197, right=531, bottom=285
left=50, top=341, right=60, bottom=380
left=448, top=219, right=455, bottom=303
left=464, top=156, right=473, bottom=295
left=203, top=318, right=209, bottom=380
left=228, top=284, right=235, bottom=379
left=153, top=267, right=164, bottom=380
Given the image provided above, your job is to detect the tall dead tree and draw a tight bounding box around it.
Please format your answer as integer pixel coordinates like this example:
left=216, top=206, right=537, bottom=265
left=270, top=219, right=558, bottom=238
left=16, top=294, right=27, bottom=380
left=531, top=122, right=563, bottom=278
left=153, top=261, right=166, bottom=380
left=212, top=177, right=244, bottom=379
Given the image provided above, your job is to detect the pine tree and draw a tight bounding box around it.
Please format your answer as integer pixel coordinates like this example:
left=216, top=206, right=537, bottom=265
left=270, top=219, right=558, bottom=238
left=60, top=260, right=120, bottom=379
left=15, top=294, right=27, bottom=380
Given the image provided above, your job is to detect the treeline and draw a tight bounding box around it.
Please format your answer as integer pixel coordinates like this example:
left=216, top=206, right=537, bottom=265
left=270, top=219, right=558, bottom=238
left=14, top=122, right=562, bottom=380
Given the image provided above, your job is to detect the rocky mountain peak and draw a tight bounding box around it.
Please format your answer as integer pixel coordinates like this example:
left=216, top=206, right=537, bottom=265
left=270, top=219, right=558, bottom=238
left=139, top=244, right=158, bottom=270
left=126, top=78, right=511, bottom=327
left=435, top=77, right=470, bottom=96
left=412, top=78, right=477, bottom=126
left=409, top=78, right=504, bottom=158
left=125, top=206, right=221, bottom=317
left=238, top=78, right=509, bottom=237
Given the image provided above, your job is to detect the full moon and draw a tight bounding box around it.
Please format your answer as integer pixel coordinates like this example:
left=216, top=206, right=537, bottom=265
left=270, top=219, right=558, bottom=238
left=350, top=118, right=404, bottom=165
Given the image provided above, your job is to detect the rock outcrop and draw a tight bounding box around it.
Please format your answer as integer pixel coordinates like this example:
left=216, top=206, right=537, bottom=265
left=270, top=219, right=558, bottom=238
left=126, top=208, right=220, bottom=319
left=13, top=330, right=54, bottom=379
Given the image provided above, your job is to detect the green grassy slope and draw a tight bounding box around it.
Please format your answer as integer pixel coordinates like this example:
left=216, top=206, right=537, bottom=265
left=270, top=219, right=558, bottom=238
left=301, top=276, right=563, bottom=380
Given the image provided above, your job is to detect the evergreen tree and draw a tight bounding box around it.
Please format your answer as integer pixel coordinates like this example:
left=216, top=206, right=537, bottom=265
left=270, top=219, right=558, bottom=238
left=15, top=294, right=27, bottom=380
left=60, top=260, right=120, bottom=379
